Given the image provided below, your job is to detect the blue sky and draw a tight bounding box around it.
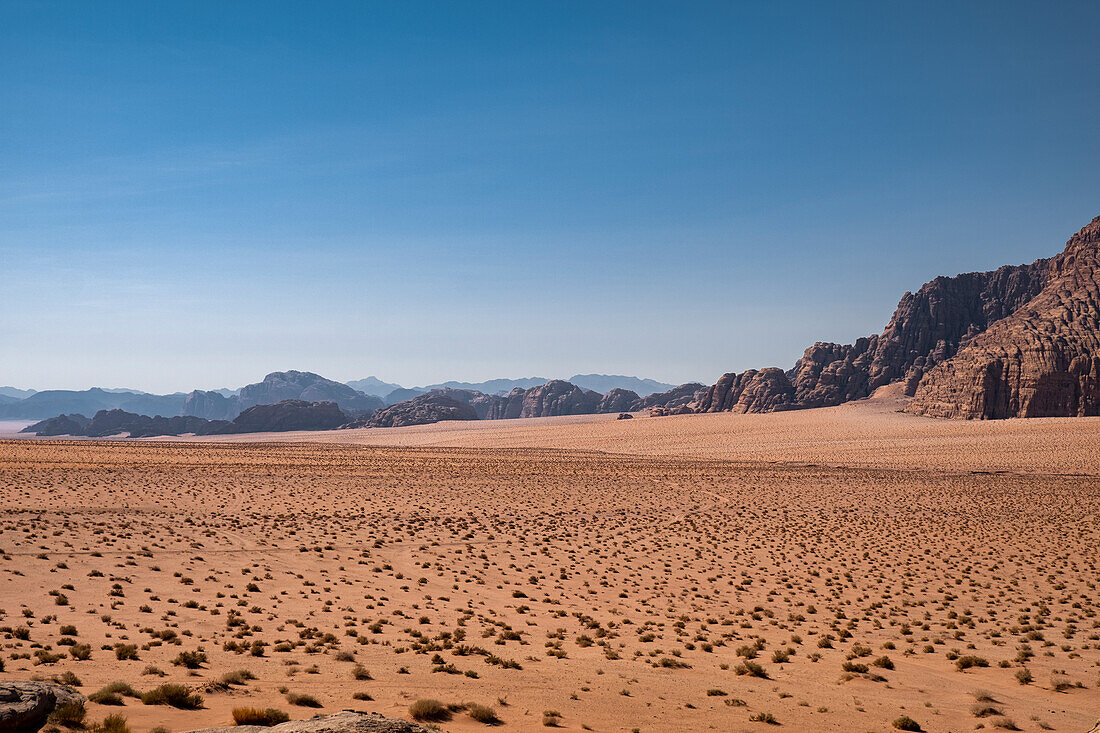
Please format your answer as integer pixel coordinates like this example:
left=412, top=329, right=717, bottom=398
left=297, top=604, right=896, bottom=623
left=2, top=1, right=1098, bottom=392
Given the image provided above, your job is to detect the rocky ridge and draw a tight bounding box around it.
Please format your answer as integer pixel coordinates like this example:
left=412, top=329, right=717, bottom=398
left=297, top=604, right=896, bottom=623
left=696, top=244, right=1055, bottom=416
left=907, top=215, right=1100, bottom=418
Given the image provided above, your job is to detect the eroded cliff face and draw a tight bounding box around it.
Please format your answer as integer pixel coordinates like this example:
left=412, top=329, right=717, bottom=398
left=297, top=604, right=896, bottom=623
left=483, top=380, right=603, bottom=419
left=696, top=245, right=1053, bottom=415
left=907, top=216, right=1100, bottom=418
left=693, top=368, right=796, bottom=413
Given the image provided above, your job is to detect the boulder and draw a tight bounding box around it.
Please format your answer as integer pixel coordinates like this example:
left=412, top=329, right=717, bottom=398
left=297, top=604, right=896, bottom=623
left=185, top=711, right=433, bottom=733
left=0, top=681, right=84, bottom=732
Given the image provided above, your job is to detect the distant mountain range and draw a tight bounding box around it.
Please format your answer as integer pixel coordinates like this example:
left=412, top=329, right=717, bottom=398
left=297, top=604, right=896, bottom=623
left=1, top=370, right=679, bottom=420
left=342, top=374, right=677, bottom=405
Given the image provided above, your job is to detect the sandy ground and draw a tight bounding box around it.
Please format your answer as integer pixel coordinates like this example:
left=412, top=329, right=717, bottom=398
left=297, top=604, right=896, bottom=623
left=1, top=390, right=1098, bottom=732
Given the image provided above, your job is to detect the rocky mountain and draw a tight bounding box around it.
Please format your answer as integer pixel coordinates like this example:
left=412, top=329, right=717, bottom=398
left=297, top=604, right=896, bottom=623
left=181, top=371, right=383, bottom=420
left=345, top=376, right=403, bottom=397
left=219, top=400, right=348, bottom=433
left=382, top=387, right=428, bottom=405
left=483, top=380, right=603, bottom=419
left=237, top=371, right=381, bottom=413
left=181, top=389, right=238, bottom=420
left=908, top=215, right=1100, bottom=418
left=695, top=248, right=1054, bottom=415
left=596, top=387, right=642, bottom=413
left=362, top=394, right=479, bottom=427
left=424, top=377, right=549, bottom=394
left=568, top=374, right=675, bottom=396
left=0, top=386, right=35, bottom=400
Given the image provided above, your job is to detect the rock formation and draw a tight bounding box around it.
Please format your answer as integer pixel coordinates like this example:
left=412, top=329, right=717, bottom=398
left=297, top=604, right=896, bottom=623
left=483, top=380, right=603, bottom=419
left=694, top=368, right=796, bottom=413
left=181, top=389, right=238, bottom=420
left=696, top=244, right=1053, bottom=415
left=908, top=215, right=1100, bottom=418
left=596, top=388, right=641, bottom=413
left=217, top=400, right=349, bottom=433
left=363, top=394, right=479, bottom=427
left=19, top=413, right=90, bottom=436
left=236, top=371, right=382, bottom=415
left=184, top=711, right=434, bottom=733
left=0, top=681, right=85, bottom=732
left=638, top=383, right=706, bottom=411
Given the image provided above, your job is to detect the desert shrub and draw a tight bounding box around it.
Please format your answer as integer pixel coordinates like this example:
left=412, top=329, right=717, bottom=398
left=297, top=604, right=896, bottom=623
left=70, top=643, right=93, bottom=661
left=221, top=669, right=256, bottom=685
left=88, top=690, right=125, bottom=706
left=872, top=655, right=894, bottom=670
left=990, top=717, right=1021, bottom=731
left=141, top=683, right=203, bottom=709
left=1015, top=668, right=1032, bottom=685
left=101, top=681, right=140, bottom=698
left=972, top=704, right=1003, bottom=717
left=352, top=692, right=372, bottom=701
left=90, top=714, right=131, bottom=733
left=467, top=703, right=501, bottom=725
left=60, top=625, right=78, bottom=636
left=748, top=711, right=777, bottom=724
left=285, top=691, right=321, bottom=707
left=114, top=644, right=139, bottom=661
left=352, top=663, right=372, bottom=680
left=892, top=716, right=922, bottom=731
left=172, top=650, right=207, bottom=669
left=232, top=707, right=291, bottom=725
left=706, top=688, right=727, bottom=696
left=955, top=655, right=989, bottom=671
left=735, top=660, right=768, bottom=678
left=48, top=700, right=87, bottom=726
left=842, top=661, right=868, bottom=673
left=409, top=698, right=451, bottom=722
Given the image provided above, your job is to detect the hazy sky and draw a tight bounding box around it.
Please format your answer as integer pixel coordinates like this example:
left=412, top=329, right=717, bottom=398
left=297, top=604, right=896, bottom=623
left=3, top=1, right=1099, bottom=393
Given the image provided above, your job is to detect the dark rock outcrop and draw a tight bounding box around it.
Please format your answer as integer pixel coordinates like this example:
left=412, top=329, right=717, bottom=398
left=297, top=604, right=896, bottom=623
left=694, top=368, right=796, bottom=413
left=185, top=710, right=434, bottom=733
left=20, top=414, right=90, bottom=436
left=22, top=401, right=346, bottom=437
left=483, top=380, right=603, bottom=419
left=363, top=394, right=479, bottom=428
left=0, top=681, right=85, bottom=732
left=596, top=388, right=641, bottom=413
left=908, top=215, right=1100, bottom=418
left=216, top=400, right=349, bottom=433
left=638, top=383, right=706, bottom=411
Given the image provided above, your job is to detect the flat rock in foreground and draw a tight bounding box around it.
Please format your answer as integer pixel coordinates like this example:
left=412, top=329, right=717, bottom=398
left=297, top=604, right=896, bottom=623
left=0, top=681, right=85, bottom=732
left=186, top=711, right=433, bottom=733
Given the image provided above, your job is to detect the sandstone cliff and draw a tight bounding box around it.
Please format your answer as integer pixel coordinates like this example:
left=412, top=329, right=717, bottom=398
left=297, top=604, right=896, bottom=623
left=907, top=216, right=1100, bottom=418
left=697, top=247, right=1052, bottom=414
left=483, top=380, right=603, bottom=419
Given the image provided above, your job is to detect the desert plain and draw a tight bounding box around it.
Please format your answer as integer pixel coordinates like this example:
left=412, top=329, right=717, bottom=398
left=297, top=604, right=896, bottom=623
left=1, top=388, right=1098, bottom=732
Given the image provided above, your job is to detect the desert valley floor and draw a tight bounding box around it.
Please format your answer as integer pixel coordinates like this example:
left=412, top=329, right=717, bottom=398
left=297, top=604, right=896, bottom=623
left=1, top=389, right=1098, bottom=732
